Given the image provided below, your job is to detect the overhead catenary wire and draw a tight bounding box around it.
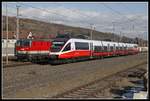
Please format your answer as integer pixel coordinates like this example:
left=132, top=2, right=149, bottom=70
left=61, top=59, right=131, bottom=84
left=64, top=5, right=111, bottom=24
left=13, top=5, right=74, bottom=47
left=3, top=11, right=93, bottom=38
left=3, top=4, right=91, bottom=31
left=4, top=3, right=128, bottom=32
left=100, top=3, right=140, bottom=26
left=17, top=2, right=93, bottom=25
left=5, top=2, right=146, bottom=29
left=101, top=3, right=146, bottom=38
left=100, top=3, right=147, bottom=41
left=3, top=2, right=147, bottom=40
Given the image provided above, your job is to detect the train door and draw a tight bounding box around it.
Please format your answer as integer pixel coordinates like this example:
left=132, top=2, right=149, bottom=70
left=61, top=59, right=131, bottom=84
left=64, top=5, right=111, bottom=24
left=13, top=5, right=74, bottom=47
left=113, top=44, right=116, bottom=55
left=71, top=40, right=75, bottom=51
left=90, top=42, right=93, bottom=58
left=108, top=44, right=110, bottom=56
left=14, top=41, right=17, bottom=56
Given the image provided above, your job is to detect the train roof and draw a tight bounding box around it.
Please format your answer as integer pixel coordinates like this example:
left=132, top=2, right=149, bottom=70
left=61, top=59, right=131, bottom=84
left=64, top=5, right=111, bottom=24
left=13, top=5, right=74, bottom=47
left=69, top=38, right=137, bottom=46
left=17, top=39, right=52, bottom=42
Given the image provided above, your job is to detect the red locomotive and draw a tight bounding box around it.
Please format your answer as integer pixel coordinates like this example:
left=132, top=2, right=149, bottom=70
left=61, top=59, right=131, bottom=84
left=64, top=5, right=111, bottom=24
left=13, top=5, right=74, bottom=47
left=15, top=39, right=52, bottom=61
left=49, top=38, right=139, bottom=64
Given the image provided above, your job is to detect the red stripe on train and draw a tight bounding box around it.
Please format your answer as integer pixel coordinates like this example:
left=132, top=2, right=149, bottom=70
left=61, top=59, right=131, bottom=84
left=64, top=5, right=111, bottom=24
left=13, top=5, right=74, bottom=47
left=58, top=50, right=139, bottom=59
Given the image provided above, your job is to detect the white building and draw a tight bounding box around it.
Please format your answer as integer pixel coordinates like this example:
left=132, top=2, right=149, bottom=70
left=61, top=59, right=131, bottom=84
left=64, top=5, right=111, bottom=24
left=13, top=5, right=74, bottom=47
left=2, top=39, right=17, bottom=48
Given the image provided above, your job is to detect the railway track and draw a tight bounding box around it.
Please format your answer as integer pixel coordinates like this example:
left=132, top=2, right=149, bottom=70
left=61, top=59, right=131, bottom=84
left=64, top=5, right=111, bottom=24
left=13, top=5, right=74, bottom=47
left=52, top=61, right=147, bottom=98
left=3, top=62, right=34, bottom=68
left=3, top=57, right=49, bottom=68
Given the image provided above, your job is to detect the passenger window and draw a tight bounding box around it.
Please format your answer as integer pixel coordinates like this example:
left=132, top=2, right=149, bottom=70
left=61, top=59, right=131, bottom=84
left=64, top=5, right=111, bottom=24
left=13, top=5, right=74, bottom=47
left=113, top=44, right=116, bottom=50
left=94, top=46, right=102, bottom=52
left=122, top=46, right=124, bottom=50
left=116, top=47, right=118, bottom=50
left=63, top=43, right=71, bottom=52
left=75, top=42, right=89, bottom=50
left=104, top=46, right=107, bottom=51
left=116, top=47, right=119, bottom=50
left=108, top=44, right=110, bottom=51
left=120, top=47, right=122, bottom=50
left=110, top=46, right=113, bottom=51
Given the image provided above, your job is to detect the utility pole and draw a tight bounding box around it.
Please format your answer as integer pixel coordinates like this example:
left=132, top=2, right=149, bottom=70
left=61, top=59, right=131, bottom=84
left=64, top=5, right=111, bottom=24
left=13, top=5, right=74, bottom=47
left=120, top=31, right=123, bottom=42
left=112, top=22, right=115, bottom=42
left=120, top=27, right=124, bottom=42
left=139, top=34, right=142, bottom=47
left=6, top=2, right=8, bottom=64
left=119, top=31, right=122, bottom=42
left=90, top=24, right=95, bottom=40
left=132, top=24, right=134, bottom=44
left=16, top=5, right=20, bottom=40
left=90, top=24, right=93, bottom=40
left=90, top=24, right=94, bottom=58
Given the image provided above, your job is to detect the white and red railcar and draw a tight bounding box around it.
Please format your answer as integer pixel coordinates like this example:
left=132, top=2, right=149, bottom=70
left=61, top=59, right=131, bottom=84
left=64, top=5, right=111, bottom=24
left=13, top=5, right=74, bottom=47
left=15, top=39, right=52, bottom=61
left=49, top=38, right=139, bottom=62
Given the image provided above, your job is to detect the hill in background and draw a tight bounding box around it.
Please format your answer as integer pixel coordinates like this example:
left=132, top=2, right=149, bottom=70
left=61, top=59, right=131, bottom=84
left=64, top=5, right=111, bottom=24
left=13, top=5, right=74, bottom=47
left=2, top=16, right=148, bottom=46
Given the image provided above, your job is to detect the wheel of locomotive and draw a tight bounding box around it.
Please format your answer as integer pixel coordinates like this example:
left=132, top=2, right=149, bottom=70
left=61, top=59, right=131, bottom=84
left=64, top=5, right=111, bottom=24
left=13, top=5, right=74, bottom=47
left=16, top=56, right=22, bottom=61
left=100, top=56, right=103, bottom=59
left=113, top=53, right=116, bottom=57
left=28, top=55, right=33, bottom=62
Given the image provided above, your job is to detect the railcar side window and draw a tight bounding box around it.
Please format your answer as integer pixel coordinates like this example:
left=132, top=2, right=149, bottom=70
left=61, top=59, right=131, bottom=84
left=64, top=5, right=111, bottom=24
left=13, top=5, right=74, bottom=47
left=104, top=46, right=107, bottom=51
left=116, top=47, right=119, bottom=50
left=122, top=46, right=124, bottom=50
left=110, top=46, right=113, bottom=51
left=120, top=47, right=122, bottom=50
left=94, top=46, right=103, bottom=52
left=51, top=41, right=65, bottom=52
left=62, top=43, right=71, bottom=52
left=75, top=42, right=89, bottom=50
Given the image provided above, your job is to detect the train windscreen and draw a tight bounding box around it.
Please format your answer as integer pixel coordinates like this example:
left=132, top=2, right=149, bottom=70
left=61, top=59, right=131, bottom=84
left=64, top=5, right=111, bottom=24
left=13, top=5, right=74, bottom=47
left=16, top=40, right=31, bottom=47
left=51, top=41, right=65, bottom=52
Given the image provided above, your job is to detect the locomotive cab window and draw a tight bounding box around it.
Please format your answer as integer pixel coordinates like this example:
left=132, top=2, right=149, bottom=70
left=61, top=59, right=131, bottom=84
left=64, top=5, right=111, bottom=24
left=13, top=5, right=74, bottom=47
left=23, top=40, right=30, bottom=46
left=51, top=41, right=65, bottom=52
left=62, top=43, right=71, bottom=52
left=16, top=40, right=31, bottom=47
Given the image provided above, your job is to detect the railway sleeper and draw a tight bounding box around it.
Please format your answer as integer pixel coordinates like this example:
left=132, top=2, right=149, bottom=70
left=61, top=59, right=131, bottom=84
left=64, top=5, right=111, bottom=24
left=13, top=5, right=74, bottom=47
left=127, top=71, right=146, bottom=78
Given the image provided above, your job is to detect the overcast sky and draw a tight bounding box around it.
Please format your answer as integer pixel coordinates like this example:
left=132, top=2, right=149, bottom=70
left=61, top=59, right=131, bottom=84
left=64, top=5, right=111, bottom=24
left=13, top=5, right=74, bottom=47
left=2, top=2, right=148, bottom=40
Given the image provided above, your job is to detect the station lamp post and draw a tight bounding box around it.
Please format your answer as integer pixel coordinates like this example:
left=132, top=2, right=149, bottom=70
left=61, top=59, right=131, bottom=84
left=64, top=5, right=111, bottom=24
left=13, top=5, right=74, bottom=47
left=6, top=2, right=8, bottom=64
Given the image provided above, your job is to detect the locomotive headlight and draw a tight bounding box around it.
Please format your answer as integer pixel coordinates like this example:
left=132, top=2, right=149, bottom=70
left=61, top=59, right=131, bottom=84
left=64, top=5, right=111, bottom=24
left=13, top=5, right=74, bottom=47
left=20, top=49, right=25, bottom=51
